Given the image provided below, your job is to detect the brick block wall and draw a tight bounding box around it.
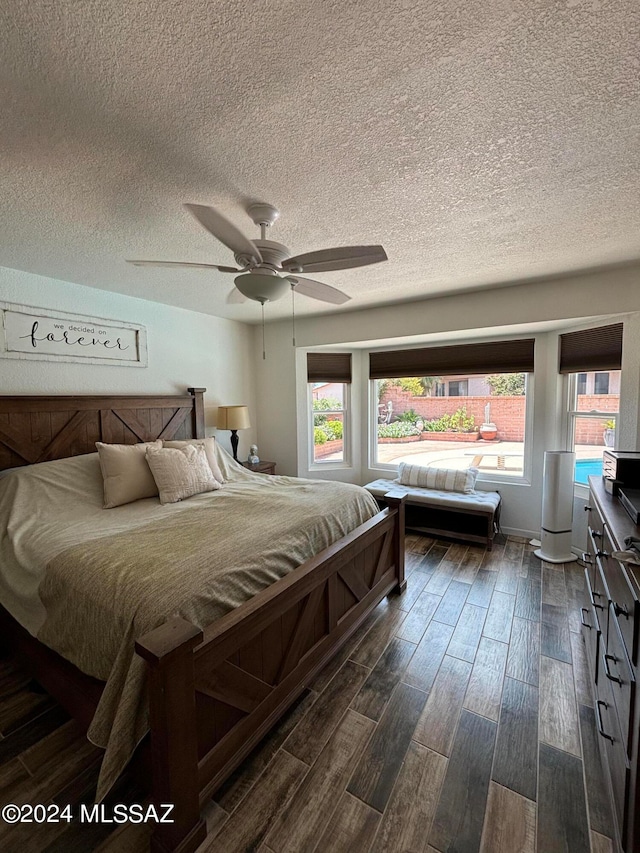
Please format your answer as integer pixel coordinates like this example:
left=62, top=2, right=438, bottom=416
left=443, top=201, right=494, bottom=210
left=574, top=395, right=619, bottom=445
left=379, top=388, right=619, bottom=445
left=379, top=387, right=526, bottom=441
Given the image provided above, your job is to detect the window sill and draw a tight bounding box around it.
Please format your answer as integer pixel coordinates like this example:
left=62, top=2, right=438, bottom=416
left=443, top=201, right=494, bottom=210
left=309, top=461, right=352, bottom=472
left=574, top=482, right=590, bottom=501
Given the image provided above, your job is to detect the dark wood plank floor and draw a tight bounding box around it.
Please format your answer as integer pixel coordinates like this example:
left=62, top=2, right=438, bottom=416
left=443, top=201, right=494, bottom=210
left=0, top=535, right=615, bottom=853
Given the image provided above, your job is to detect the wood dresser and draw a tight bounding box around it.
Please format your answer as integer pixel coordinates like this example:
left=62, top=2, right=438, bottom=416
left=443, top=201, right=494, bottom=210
left=583, top=476, right=640, bottom=852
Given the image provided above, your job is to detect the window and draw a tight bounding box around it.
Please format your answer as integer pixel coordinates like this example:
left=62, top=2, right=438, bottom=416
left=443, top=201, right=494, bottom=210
left=559, top=323, right=623, bottom=483
left=311, top=384, right=347, bottom=464
left=594, top=372, right=610, bottom=395
left=448, top=380, right=468, bottom=397
left=568, top=371, right=620, bottom=483
left=435, top=382, right=445, bottom=397
left=370, top=339, right=534, bottom=478
left=373, top=372, right=530, bottom=478
left=307, top=352, right=351, bottom=467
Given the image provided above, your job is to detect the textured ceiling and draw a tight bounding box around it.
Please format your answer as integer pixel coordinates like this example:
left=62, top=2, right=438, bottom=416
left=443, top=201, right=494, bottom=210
left=1, top=0, right=639, bottom=324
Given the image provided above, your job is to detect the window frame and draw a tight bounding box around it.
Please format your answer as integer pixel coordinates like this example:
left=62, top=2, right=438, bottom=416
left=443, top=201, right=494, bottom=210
left=594, top=372, right=610, bottom=395
left=369, top=372, right=534, bottom=485
left=308, top=381, right=351, bottom=470
left=448, top=379, right=468, bottom=397
left=577, top=373, right=587, bottom=395
left=566, top=372, right=619, bottom=486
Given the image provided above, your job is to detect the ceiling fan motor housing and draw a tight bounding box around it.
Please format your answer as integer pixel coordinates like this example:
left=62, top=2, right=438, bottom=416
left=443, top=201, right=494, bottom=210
left=234, top=239, right=291, bottom=270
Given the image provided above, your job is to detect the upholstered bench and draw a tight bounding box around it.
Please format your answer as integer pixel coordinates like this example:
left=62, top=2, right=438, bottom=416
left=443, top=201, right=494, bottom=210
left=364, top=469, right=501, bottom=550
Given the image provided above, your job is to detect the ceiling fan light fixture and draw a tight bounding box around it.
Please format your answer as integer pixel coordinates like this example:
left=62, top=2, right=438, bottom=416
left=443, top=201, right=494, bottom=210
left=234, top=271, right=290, bottom=303
left=130, top=200, right=386, bottom=309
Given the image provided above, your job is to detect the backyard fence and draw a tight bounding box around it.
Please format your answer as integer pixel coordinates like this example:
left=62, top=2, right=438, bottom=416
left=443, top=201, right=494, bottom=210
left=379, top=388, right=619, bottom=445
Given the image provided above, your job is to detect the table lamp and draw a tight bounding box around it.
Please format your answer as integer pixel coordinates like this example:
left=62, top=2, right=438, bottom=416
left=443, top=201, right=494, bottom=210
left=217, top=405, right=251, bottom=461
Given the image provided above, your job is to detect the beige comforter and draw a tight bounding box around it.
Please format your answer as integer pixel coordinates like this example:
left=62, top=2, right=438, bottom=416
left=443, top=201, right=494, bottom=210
left=0, top=448, right=379, bottom=799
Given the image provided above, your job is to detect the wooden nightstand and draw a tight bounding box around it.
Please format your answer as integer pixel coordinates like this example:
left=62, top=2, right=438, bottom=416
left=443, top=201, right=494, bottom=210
left=242, top=460, right=276, bottom=475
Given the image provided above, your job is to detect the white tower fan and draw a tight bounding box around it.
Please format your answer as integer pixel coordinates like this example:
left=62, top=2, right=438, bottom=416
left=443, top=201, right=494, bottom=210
left=534, top=451, right=578, bottom=563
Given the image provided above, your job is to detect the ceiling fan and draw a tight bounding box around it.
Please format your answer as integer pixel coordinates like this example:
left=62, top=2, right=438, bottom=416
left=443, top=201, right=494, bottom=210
left=127, top=202, right=388, bottom=307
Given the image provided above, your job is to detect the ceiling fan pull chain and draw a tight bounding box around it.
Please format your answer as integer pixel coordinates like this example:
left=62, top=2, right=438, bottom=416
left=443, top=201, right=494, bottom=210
left=261, top=302, right=266, bottom=360
left=291, top=284, right=296, bottom=347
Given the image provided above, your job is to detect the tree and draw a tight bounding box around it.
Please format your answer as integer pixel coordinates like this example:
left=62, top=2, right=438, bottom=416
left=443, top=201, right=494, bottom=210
left=419, top=376, right=442, bottom=396
left=486, top=373, right=526, bottom=395
left=396, top=377, right=423, bottom=396
left=312, top=397, right=342, bottom=410
left=377, top=377, right=442, bottom=399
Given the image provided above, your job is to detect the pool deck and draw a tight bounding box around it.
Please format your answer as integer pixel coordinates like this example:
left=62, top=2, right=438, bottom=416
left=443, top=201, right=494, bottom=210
left=321, top=440, right=607, bottom=475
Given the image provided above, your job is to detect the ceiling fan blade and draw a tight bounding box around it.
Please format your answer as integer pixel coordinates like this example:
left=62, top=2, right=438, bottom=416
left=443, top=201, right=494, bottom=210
left=282, top=245, right=387, bottom=274
left=127, top=260, right=239, bottom=272
left=184, top=204, right=262, bottom=264
left=287, top=276, right=351, bottom=305
left=226, top=287, right=248, bottom=304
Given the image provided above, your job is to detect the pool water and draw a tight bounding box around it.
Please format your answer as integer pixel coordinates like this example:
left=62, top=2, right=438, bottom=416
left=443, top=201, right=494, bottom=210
left=575, top=458, right=603, bottom=484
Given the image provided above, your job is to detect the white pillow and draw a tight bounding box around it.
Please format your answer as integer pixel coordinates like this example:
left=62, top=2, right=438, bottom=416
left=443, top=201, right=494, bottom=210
left=96, top=441, right=162, bottom=508
left=397, top=462, right=478, bottom=494
left=163, top=437, right=224, bottom=484
left=146, top=444, right=221, bottom=504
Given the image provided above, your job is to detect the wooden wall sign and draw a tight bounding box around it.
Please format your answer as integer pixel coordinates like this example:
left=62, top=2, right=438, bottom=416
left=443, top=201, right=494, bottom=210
left=0, top=302, right=148, bottom=367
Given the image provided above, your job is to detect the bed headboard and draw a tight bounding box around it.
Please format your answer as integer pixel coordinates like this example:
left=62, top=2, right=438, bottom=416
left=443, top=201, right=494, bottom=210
left=0, top=387, right=206, bottom=471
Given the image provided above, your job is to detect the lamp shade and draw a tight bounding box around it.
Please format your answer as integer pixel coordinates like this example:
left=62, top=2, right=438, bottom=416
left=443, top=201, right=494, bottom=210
left=217, top=405, right=251, bottom=431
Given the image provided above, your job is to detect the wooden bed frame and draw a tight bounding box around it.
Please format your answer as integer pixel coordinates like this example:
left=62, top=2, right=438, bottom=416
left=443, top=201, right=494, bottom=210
left=0, top=389, right=406, bottom=853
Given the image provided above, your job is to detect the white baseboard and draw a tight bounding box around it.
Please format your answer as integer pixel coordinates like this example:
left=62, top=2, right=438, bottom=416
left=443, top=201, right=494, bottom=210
left=500, top=526, right=538, bottom=539
left=499, top=528, right=586, bottom=558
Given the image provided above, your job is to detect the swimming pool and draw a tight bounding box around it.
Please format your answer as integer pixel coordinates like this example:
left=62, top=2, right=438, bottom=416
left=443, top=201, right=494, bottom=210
left=575, top=458, right=602, bottom=484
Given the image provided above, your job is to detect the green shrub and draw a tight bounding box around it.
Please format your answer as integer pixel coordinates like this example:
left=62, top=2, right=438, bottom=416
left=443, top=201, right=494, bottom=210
left=486, top=373, right=526, bottom=396
left=396, top=377, right=424, bottom=396
left=324, top=419, right=343, bottom=440
left=396, top=408, right=420, bottom=423
left=422, top=407, right=477, bottom=433
left=377, top=422, right=421, bottom=438
left=312, top=397, right=342, bottom=411
left=313, top=427, right=327, bottom=445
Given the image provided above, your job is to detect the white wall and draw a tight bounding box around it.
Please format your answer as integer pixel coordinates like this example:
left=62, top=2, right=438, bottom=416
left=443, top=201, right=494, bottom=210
left=254, top=263, right=640, bottom=544
left=0, top=267, right=257, bottom=458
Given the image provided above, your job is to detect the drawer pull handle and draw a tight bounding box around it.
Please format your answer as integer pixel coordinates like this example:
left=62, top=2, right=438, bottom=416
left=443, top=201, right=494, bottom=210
left=614, top=601, right=629, bottom=619
left=581, top=608, right=592, bottom=629
left=596, top=550, right=609, bottom=559
left=585, top=505, right=592, bottom=512
left=581, top=552, right=593, bottom=565
left=604, top=653, right=623, bottom=684
left=596, top=700, right=614, bottom=742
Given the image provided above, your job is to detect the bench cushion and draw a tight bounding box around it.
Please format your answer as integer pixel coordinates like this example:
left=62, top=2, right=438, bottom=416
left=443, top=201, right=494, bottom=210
left=364, top=478, right=501, bottom=513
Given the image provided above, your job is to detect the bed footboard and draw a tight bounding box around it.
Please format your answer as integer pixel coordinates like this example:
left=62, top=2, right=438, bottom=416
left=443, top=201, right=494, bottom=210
left=135, top=493, right=405, bottom=853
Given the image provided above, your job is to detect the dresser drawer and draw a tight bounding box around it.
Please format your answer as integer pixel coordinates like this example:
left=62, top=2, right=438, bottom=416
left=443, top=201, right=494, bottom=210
left=587, top=524, right=605, bottom=588
left=603, top=606, right=636, bottom=758
left=603, top=553, right=640, bottom=666
left=590, top=560, right=610, bottom=646
left=581, top=568, right=602, bottom=684
left=596, top=664, right=630, bottom=843
left=587, top=498, right=605, bottom=541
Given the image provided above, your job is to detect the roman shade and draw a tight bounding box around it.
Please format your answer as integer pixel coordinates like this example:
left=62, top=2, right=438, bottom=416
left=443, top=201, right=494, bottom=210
left=307, top=352, right=352, bottom=383
left=369, top=338, right=535, bottom=380
left=559, top=323, right=623, bottom=374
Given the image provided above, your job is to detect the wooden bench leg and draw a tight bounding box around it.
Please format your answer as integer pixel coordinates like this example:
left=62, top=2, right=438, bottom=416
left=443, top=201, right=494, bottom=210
left=385, top=493, right=407, bottom=594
